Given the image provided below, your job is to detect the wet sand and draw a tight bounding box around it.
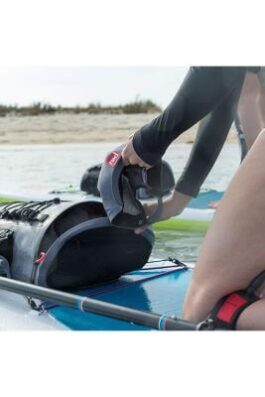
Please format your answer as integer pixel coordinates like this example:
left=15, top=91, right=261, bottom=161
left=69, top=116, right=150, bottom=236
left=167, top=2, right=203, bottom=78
left=0, top=113, right=238, bottom=145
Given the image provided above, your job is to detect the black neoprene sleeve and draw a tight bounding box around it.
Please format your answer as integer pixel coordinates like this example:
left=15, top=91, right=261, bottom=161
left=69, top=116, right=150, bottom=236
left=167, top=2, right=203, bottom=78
left=132, top=67, right=246, bottom=197
left=174, top=77, right=244, bottom=197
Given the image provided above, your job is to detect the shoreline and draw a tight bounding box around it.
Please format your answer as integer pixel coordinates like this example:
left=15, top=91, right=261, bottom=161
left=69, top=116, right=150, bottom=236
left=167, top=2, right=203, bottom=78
left=0, top=113, right=238, bottom=145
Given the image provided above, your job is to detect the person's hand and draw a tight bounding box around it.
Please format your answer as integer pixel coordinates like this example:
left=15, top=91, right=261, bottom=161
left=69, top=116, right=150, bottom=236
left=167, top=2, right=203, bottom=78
left=135, top=190, right=192, bottom=234
left=122, top=138, right=151, bottom=168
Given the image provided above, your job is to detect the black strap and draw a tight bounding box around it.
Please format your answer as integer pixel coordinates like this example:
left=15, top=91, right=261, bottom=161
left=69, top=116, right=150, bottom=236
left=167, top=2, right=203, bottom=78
left=0, top=198, right=61, bottom=223
left=122, top=165, right=164, bottom=226
left=145, top=162, right=164, bottom=225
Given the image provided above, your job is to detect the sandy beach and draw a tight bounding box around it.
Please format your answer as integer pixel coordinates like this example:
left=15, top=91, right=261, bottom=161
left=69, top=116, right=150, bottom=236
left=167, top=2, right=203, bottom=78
left=0, top=113, right=238, bottom=145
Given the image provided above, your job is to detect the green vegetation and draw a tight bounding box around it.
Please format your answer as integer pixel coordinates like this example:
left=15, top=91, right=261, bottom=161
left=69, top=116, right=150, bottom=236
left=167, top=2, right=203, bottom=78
left=0, top=100, right=161, bottom=117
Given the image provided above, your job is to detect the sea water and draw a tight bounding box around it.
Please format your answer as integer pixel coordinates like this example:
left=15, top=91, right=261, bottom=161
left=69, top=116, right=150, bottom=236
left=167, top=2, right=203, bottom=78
left=0, top=142, right=240, bottom=261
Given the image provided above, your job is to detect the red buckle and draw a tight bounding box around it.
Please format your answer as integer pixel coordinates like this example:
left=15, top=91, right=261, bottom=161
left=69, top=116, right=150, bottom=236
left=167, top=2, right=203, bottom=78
left=35, top=252, right=47, bottom=265
left=217, top=293, right=248, bottom=323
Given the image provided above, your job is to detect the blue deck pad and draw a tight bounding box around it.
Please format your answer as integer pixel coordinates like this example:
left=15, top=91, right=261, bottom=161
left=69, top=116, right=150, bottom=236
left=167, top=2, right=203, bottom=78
left=188, top=190, right=223, bottom=209
left=48, top=267, right=193, bottom=330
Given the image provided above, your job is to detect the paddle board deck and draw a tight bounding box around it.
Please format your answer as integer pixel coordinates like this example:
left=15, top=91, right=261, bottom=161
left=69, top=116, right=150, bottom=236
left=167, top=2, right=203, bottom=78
left=0, top=261, right=192, bottom=330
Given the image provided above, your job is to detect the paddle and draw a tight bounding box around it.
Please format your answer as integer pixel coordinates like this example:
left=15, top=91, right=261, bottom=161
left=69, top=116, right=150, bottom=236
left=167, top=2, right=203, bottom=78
left=0, top=276, right=198, bottom=331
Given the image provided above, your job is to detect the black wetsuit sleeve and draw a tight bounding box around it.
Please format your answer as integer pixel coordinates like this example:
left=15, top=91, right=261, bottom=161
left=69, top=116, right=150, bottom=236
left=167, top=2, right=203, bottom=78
left=175, top=80, right=243, bottom=197
left=132, top=67, right=246, bottom=168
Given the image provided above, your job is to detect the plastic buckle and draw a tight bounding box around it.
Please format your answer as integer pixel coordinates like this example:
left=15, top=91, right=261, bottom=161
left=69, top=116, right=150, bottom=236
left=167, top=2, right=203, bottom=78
left=35, top=252, right=47, bottom=265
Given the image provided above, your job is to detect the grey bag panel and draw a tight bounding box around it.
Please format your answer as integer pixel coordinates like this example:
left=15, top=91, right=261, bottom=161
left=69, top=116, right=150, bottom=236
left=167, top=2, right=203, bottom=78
left=12, top=224, right=42, bottom=282
left=0, top=218, right=39, bottom=283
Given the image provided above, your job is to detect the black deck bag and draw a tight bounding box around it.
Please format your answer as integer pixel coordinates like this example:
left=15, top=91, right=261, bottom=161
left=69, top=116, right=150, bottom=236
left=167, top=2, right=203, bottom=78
left=80, top=164, right=102, bottom=196
left=0, top=199, right=154, bottom=290
left=80, top=160, right=175, bottom=199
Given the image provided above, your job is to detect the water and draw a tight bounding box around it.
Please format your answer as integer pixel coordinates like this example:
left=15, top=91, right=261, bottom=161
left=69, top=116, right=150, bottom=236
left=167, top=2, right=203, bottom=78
left=0, top=142, right=240, bottom=261
left=153, top=230, right=204, bottom=262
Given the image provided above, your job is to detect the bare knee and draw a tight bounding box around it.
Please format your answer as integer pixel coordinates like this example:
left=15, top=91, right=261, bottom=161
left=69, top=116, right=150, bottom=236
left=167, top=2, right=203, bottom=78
left=182, top=277, right=230, bottom=323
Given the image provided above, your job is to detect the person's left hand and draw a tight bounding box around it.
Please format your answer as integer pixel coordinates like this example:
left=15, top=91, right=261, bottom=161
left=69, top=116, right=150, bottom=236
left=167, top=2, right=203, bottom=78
left=134, top=190, right=192, bottom=234
left=122, top=138, right=151, bottom=168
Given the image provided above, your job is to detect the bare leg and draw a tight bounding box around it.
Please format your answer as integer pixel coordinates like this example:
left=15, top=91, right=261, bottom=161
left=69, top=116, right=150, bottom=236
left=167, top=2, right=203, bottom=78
left=257, top=86, right=265, bottom=127
left=182, top=129, right=265, bottom=328
left=237, top=300, right=265, bottom=330
left=238, top=72, right=262, bottom=149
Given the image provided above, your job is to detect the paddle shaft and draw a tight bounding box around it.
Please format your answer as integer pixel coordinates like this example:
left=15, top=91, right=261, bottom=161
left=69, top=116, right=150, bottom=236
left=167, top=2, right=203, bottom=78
left=0, top=276, right=197, bottom=331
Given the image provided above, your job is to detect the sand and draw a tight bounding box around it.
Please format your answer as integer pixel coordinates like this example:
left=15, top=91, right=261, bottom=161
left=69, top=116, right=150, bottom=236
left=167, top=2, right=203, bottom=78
left=0, top=113, right=238, bottom=145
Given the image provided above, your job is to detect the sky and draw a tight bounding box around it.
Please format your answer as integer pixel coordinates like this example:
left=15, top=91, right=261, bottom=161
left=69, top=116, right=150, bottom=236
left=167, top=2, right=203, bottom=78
left=0, top=67, right=188, bottom=109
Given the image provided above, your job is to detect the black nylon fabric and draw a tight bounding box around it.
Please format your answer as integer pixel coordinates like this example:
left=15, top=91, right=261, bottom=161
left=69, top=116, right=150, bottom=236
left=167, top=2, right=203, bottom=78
left=0, top=199, right=154, bottom=290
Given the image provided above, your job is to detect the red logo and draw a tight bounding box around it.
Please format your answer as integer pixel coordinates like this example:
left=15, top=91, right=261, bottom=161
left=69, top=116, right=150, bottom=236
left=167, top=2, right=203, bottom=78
left=106, top=151, right=121, bottom=168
